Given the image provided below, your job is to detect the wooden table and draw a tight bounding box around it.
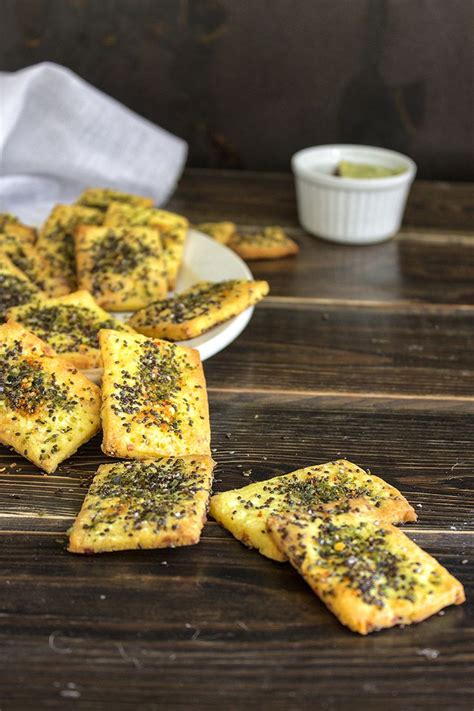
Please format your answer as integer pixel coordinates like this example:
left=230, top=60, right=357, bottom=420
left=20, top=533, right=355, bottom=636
left=1, top=170, right=473, bottom=710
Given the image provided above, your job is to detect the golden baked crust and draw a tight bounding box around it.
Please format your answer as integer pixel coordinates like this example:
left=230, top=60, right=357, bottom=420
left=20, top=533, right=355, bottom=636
left=196, top=222, right=236, bottom=245
left=209, top=459, right=417, bottom=561
left=0, top=231, right=68, bottom=296
left=36, top=204, right=103, bottom=291
left=68, top=456, right=215, bottom=553
left=100, top=329, right=211, bottom=459
left=0, top=253, right=44, bottom=320
left=0, top=213, right=37, bottom=245
left=7, top=290, right=135, bottom=369
left=75, top=225, right=167, bottom=311
left=229, top=227, right=299, bottom=260
left=76, top=187, right=154, bottom=211
left=104, top=203, right=188, bottom=289
left=267, top=512, right=465, bottom=634
left=0, top=321, right=101, bottom=474
left=128, top=279, right=270, bottom=340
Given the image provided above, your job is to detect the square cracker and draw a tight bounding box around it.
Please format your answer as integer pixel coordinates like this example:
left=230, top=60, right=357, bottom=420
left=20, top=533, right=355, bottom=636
left=7, top=290, right=135, bottom=370
left=128, top=279, right=269, bottom=340
left=0, top=321, right=101, bottom=474
left=104, top=202, right=188, bottom=289
left=0, top=253, right=44, bottom=320
left=0, top=231, right=68, bottom=296
left=36, top=204, right=103, bottom=291
left=75, top=225, right=167, bottom=311
left=68, top=456, right=215, bottom=553
left=209, top=459, right=417, bottom=561
left=267, top=511, right=465, bottom=634
left=229, top=226, right=299, bottom=260
left=100, top=329, right=211, bottom=459
left=76, top=187, right=154, bottom=211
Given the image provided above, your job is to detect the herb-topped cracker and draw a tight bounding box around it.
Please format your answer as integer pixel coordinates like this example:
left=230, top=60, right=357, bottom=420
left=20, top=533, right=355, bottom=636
left=7, top=290, right=135, bottom=369
left=0, top=321, right=101, bottom=474
left=76, top=187, right=154, bottom=211
left=100, top=329, right=211, bottom=459
left=196, top=222, right=236, bottom=245
left=36, top=204, right=103, bottom=291
left=209, top=460, right=417, bottom=561
left=0, top=253, right=43, bottom=320
left=267, top=512, right=465, bottom=634
left=229, top=226, right=299, bottom=260
left=104, top=203, right=188, bottom=289
left=0, top=231, right=68, bottom=296
left=68, top=456, right=215, bottom=553
left=75, top=225, right=167, bottom=311
left=128, top=279, right=269, bottom=340
left=0, top=213, right=37, bottom=245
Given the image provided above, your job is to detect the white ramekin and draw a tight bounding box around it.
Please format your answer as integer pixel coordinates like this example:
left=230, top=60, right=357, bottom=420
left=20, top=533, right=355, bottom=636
left=291, top=144, right=417, bottom=244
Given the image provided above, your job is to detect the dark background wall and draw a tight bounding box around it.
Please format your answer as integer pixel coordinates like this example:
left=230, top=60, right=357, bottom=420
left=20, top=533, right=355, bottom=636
left=2, top=0, right=473, bottom=179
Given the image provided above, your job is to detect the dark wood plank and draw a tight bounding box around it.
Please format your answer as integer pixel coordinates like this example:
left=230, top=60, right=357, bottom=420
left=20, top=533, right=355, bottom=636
left=169, top=170, right=474, bottom=232
left=204, top=301, right=474, bottom=397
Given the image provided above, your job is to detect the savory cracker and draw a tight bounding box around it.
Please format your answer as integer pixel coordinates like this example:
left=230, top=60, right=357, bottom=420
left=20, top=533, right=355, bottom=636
left=196, top=222, right=236, bottom=245
left=209, top=459, right=417, bottom=561
left=36, top=204, right=103, bottom=291
left=128, top=279, right=269, bottom=340
left=105, top=202, right=188, bottom=289
left=0, top=321, right=101, bottom=474
left=0, top=253, right=43, bottom=320
left=7, top=290, right=135, bottom=369
left=68, top=456, right=215, bottom=554
left=0, top=231, right=68, bottom=296
left=75, top=225, right=167, bottom=311
left=76, top=187, right=154, bottom=211
left=229, top=226, right=299, bottom=260
left=0, top=213, right=37, bottom=245
left=267, top=512, right=465, bottom=634
left=100, top=329, right=211, bottom=459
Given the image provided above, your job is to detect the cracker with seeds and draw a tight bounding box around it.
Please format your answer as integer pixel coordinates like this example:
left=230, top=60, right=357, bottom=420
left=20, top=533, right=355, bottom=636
left=36, top=204, right=103, bottom=291
left=0, top=321, right=101, bottom=474
left=128, top=279, right=269, bottom=340
left=267, top=512, right=465, bottom=634
left=196, top=222, right=236, bottom=245
left=210, top=460, right=417, bottom=561
left=76, top=187, right=154, bottom=211
left=7, top=290, right=135, bottom=369
left=105, top=203, right=188, bottom=289
left=75, top=225, right=167, bottom=311
left=0, top=253, right=43, bottom=320
left=100, top=329, right=211, bottom=459
left=0, top=213, right=37, bottom=245
left=68, top=456, right=215, bottom=554
left=0, top=231, right=68, bottom=296
left=229, top=226, right=299, bottom=260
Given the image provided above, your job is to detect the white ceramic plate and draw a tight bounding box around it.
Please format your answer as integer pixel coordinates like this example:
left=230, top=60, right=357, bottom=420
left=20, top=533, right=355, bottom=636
left=82, top=228, right=254, bottom=381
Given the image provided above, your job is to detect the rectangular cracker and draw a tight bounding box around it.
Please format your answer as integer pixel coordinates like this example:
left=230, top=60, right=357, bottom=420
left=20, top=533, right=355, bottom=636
left=68, top=456, right=215, bottom=553
left=267, top=512, right=465, bottom=634
left=196, top=222, right=236, bottom=245
left=76, top=187, right=154, bottom=211
left=100, top=329, right=211, bottom=459
left=0, top=321, right=101, bottom=474
left=75, top=225, right=167, bottom=311
left=128, top=279, right=269, bottom=340
left=229, top=227, right=299, bottom=260
left=7, top=290, right=136, bottom=370
left=0, top=253, right=44, bottom=319
left=209, top=459, right=417, bottom=561
left=0, top=232, right=68, bottom=296
left=0, top=213, right=37, bottom=245
left=36, top=204, right=103, bottom=291
left=104, top=202, right=188, bottom=289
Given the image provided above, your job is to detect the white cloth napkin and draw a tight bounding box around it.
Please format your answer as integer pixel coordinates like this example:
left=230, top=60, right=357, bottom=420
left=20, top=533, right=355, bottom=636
left=0, top=62, right=188, bottom=224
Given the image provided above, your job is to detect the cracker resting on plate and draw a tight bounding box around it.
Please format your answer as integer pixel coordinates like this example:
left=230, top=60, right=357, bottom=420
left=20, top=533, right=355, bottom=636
left=128, top=279, right=269, bottom=340
left=267, top=511, right=465, bottom=634
left=100, top=329, right=211, bottom=459
left=210, top=459, right=417, bottom=561
left=76, top=187, right=154, bottom=211
left=68, top=456, right=215, bottom=554
left=0, top=253, right=44, bottom=319
left=0, top=321, right=101, bottom=473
